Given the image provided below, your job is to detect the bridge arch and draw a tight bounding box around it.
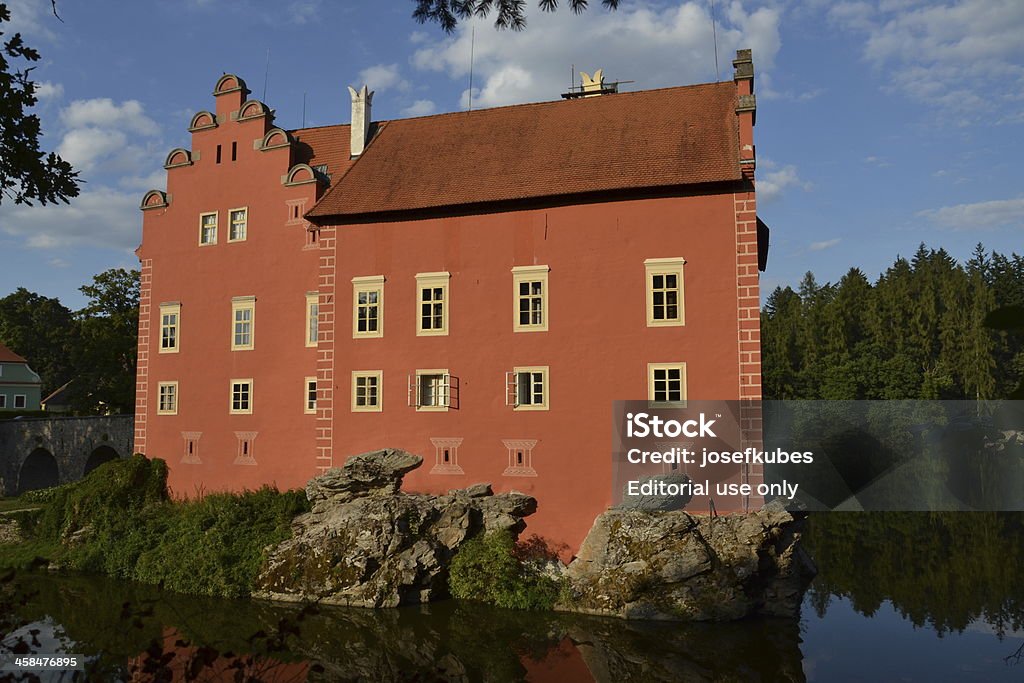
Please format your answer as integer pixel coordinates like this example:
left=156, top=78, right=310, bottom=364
left=83, top=445, right=119, bottom=476
left=18, top=447, right=59, bottom=494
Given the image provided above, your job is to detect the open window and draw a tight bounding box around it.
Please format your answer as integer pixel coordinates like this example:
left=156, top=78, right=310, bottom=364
left=505, top=366, right=549, bottom=411
left=409, top=369, right=453, bottom=411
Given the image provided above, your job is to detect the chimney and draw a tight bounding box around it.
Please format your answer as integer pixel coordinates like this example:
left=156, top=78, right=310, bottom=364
left=733, top=49, right=756, bottom=177
left=348, top=84, right=374, bottom=158
left=580, top=69, right=605, bottom=97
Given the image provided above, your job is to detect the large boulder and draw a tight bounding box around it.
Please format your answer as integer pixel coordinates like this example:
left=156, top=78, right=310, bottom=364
left=562, top=500, right=815, bottom=621
left=255, top=448, right=536, bottom=608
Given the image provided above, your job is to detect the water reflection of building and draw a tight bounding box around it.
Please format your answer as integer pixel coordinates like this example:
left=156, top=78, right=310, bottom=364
left=134, top=51, right=768, bottom=552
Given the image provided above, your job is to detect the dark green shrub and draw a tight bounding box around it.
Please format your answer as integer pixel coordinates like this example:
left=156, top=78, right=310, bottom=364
left=449, top=530, right=561, bottom=610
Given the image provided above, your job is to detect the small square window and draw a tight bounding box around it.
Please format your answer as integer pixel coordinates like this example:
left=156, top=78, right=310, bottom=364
left=352, top=276, right=385, bottom=339
left=415, top=272, right=450, bottom=336
left=506, top=366, right=549, bottom=411
left=231, top=297, right=255, bottom=350
left=13, top=394, right=27, bottom=409
left=645, top=258, right=686, bottom=327
left=229, top=207, right=247, bottom=242
left=304, top=377, right=317, bottom=414
left=0, top=395, right=7, bottom=409
left=647, top=363, right=687, bottom=406
left=157, top=382, right=178, bottom=415
left=199, top=212, right=218, bottom=245
left=230, top=379, right=253, bottom=414
left=352, top=371, right=383, bottom=412
left=512, top=266, right=549, bottom=332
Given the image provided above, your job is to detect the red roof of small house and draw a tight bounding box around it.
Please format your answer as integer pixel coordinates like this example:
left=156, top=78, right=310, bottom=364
left=306, top=81, right=741, bottom=220
left=0, top=341, right=27, bottom=364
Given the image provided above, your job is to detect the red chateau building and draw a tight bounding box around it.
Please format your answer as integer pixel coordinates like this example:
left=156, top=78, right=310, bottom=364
left=135, top=50, right=767, bottom=552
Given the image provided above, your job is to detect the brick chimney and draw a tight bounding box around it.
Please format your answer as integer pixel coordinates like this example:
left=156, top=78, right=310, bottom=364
left=348, top=84, right=374, bottom=158
left=733, top=49, right=756, bottom=179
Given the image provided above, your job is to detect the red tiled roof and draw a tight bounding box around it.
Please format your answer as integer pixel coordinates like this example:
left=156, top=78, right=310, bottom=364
left=307, top=81, right=740, bottom=219
left=289, top=123, right=355, bottom=187
left=0, top=341, right=27, bottom=364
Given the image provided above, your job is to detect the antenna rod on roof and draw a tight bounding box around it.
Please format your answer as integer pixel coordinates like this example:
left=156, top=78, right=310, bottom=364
left=709, top=0, right=720, bottom=81
left=468, top=25, right=475, bottom=113
left=302, top=92, right=306, bottom=128
left=263, top=48, right=271, bottom=101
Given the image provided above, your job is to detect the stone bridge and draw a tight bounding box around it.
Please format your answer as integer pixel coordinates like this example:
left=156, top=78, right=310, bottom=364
left=0, top=416, right=134, bottom=496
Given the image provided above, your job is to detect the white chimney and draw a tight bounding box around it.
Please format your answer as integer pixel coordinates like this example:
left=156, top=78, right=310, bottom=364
left=348, top=84, right=374, bottom=157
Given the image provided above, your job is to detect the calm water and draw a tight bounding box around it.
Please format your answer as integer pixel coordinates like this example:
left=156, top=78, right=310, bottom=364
left=3, top=513, right=1023, bottom=682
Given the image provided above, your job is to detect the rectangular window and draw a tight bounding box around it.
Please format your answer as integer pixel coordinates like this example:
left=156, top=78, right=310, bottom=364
left=231, top=296, right=255, bottom=350
left=13, top=394, right=26, bottom=409
left=645, top=258, right=686, bottom=327
left=352, top=370, right=383, bottom=412
left=159, top=303, right=180, bottom=354
left=305, top=293, right=319, bottom=347
left=228, top=207, right=247, bottom=242
left=230, top=379, right=253, bottom=414
left=415, top=272, right=450, bottom=336
left=352, top=275, right=384, bottom=338
left=648, top=363, right=687, bottom=405
left=506, top=366, right=549, bottom=411
left=409, top=369, right=450, bottom=411
left=0, top=395, right=6, bottom=408
left=199, top=212, right=217, bottom=245
left=305, top=377, right=317, bottom=414
left=512, top=265, right=549, bottom=332
left=157, top=381, right=178, bottom=415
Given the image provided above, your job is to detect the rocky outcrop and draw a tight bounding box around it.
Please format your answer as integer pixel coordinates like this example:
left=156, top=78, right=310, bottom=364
left=562, top=501, right=815, bottom=621
left=255, top=449, right=536, bottom=608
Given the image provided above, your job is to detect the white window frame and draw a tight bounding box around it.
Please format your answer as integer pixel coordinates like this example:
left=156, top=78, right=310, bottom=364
left=409, top=369, right=450, bottom=411
left=352, top=370, right=383, bottom=412
left=13, top=394, right=27, bottom=409
left=231, top=296, right=255, bottom=351
left=352, top=275, right=384, bottom=339
left=304, top=376, right=317, bottom=414
left=228, top=206, right=248, bottom=242
left=199, top=211, right=218, bottom=246
left=230, top=378, right=253, bottom=414
left=157, top=381, right=178, bottom=415
left=505, top=366, right=550, bottom=411
left=159, top=302, right=180, bottom=354
left=305, top=292, right=319, bottom=348
left=0, top=395, right=7, bottom=408
left=647, top=362, right=687, bottom=406
left=415, top=271, right=450, bottom=336
left=644, top=258, right=686, bottom=327
left=512, top=265, right=549, bottom=332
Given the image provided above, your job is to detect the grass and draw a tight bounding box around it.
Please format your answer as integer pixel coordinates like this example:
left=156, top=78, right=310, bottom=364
left=0, top=455, right=310, bottom=598
left=448, top=530, right=562, bottom=611
left=0, top=498, right=43, bottom=513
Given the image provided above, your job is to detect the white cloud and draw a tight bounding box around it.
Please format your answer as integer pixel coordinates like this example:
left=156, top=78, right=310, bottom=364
left=53, top=98, right=163, bottom=183
left=401, top=99, right=437, bottom=117
left=863, top=155, right=892, bottom=167
left=287, top=0, right=322, bottom=24
left=356, top=63, right=408, bottom=92
left=3, top=0, right=57, bottom=39
left=809, top=238, right=842, bottom=251
left=47, top=257, right=69, bottom=269
left=60, top=99, right=160, bottom=136
left=35, top=81, right=64, bottom=100
left=412, top=2, right=782, bottom=109
left=919, top=197, right=1024, bottom=230
left=829, top=0, right=1024, bottom=122
left=758, top=159, right=812, bottom=203
left=0, top=187, right=142, bottom=251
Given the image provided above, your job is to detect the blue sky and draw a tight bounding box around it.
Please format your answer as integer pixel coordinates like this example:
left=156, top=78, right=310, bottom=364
left=1, top=0, right=1021, bottom=309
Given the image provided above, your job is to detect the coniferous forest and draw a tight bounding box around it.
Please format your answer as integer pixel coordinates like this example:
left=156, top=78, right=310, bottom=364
left=761, top=244, right=1024, bottom=401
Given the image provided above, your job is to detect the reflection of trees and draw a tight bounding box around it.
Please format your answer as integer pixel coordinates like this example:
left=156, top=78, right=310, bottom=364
left=805, top=512, right=1024, bottom=636
left=6, top=571, right=808, bottom=682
